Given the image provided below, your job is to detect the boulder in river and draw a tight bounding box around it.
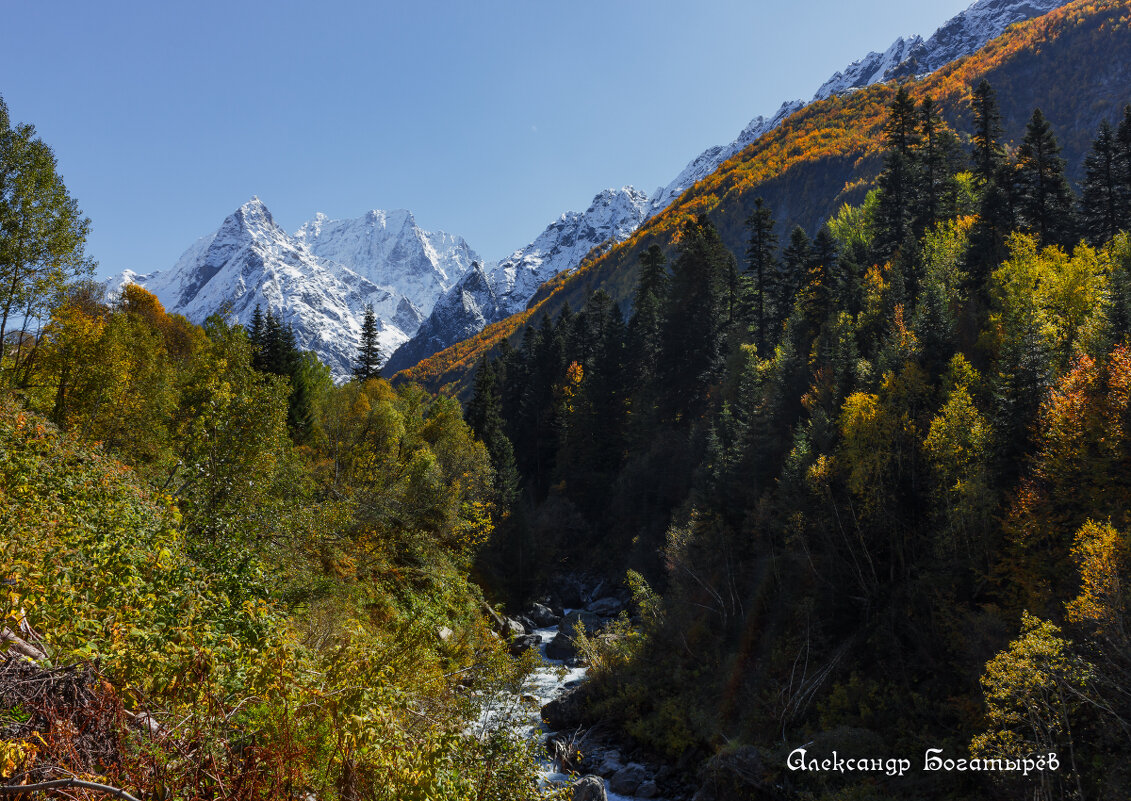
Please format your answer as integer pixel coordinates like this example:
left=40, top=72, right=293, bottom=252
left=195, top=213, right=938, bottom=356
left=586, top=596, right=623, bottom=617
left=636, top=779, right=660, bottom=798
left=609, top=762, right=649, bottom=796
left=541, top=683, right=592, bottom=730
left=569, top=775, right=607, bottom=801
left=527, top=602, right=558, bottom=627
left=545, top=610, right=602, bottom=660
left=508, top=633, right=542, bottom=655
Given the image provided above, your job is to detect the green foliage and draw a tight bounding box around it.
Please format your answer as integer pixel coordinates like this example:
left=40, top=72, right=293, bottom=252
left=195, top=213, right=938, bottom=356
left=0, top=95, right=94, bottom=385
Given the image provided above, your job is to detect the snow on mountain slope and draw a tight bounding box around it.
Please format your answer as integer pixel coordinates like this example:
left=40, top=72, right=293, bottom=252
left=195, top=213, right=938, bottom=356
left=294, top=209, right=476, bottom=314
left=384, top=187, right=650, bottom=374
left=815, top=0, right=1067, bottom=99
left=387, top=0, right=1070, bottom=375
left=116, top=197, right=475, bottom=380
left=813, top=35, right=925, bottom=101
left=123, top=0, right=1071, bottom=380
left=646, top=100, right=806, bottom=217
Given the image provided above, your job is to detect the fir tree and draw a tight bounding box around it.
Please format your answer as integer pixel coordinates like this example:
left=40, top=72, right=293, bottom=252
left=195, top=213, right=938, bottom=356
left=743, top=197, right=779, bottom=353
left=970, top=79, right=1005, bottom=186
left=466, top=357, right=520, bottom=507
left=249, top=304, right=266, bottom=369
left=780, top=225, right=812, bottom=327
left=1081, top=119, right=1122, bottom=245
left=968, top=82, right=1014, bottom=286
left=874, top=85, right=920, bottom=260
left=1015, top=108, right=1077, bottom=248
left=353, top=304, right=381, bottom=382
left=659, top=215, right=735, bottom=422
left=913, top=96, right=962, bottom=236
left=1117, top=105, right=1131, bottom=225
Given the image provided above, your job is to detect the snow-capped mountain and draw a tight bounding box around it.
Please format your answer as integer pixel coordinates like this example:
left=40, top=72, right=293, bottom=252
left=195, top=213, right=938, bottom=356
left=814, top=0, right=1066, bottom=99
left=124, top=0, right=1069, bottom=381
left=116, top=197, right=477, bottom=380
left=385, top=187, right=651, bottom=374
left=295, top=209, right=476, bottom=315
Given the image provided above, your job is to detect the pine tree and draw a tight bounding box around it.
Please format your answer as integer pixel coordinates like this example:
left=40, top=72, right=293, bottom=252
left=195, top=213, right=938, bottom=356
left=353, top=304, right=381, bottom=382
left=743, top=198, right=779, bottom=353
left=1081, top=119, right=1122, bottom=245
left=1015, top=108, right=1077, bottom=248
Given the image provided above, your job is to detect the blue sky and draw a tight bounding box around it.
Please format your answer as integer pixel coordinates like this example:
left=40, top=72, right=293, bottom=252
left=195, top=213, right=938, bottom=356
left=3, top=0, right=972, bottom=279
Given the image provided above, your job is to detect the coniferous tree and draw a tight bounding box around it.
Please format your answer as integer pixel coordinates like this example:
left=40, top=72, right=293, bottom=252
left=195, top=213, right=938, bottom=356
left=1081, top=119, right=1122, bottom=245
left=874, top=85, right=920, bottom=260
left=968, top=81, right=1014, bottom=286
left=659, top=215, right=735, bottom=422
left=628, top=244, right=668, bottom=389
left=466, top=357, right=520, bottom=507
left=249, top=304, right=266, bottom=369
left=743, top=198, right=779, bottom=353
left=970, top=79, right=1005, bottom=186
left=913, top=96, right=962, bottom=236
left=1015, top=108, right=1077, bottom=248
left=1116, top=105, right=1131, bottom=225
left=780, top=225, right=812, bottom=327
left=353, top=304, right=381, bottom=382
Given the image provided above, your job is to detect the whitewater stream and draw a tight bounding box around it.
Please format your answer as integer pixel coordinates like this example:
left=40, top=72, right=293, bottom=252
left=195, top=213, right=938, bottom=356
left=485, top=619, right=635, bottom=800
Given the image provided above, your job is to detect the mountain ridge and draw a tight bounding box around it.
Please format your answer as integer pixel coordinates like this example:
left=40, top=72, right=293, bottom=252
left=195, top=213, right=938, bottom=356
left=395, top=0, right=1125, bottom=396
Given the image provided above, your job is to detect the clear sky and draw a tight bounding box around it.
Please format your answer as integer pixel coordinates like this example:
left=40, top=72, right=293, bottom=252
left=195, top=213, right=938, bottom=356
left=3, top=0, right=973, bottom=279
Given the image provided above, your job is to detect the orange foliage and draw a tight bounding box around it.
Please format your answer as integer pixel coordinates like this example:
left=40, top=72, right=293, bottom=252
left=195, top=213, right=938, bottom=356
left=398, top=0, right=1131, bottom=395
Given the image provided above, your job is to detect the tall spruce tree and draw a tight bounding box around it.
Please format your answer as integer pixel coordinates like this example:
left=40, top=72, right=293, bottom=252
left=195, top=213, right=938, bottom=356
left=970, top=80, right=1005, bottom=186
left=1015, top=108, right=1077, bottom=248
left=659, top=215, right=735, bottom=422
left=466, top=357, right=520, bottom=507
left=1116, top=106, right=1131, bottom=225
left=780, top=225, right=812, bottom=327
left=874, top=85, right=920, bottom=260
left=968, top=81, right=1014, bottom=286
left=353, top=304, right=381, bottom=382
left=1081, top=119, right=1122, bottom=245
left=744, top=198, right=779, bottom=353
left=913, top=96, right=962, bottom=236
left=628, top=244, right=668, bottom=387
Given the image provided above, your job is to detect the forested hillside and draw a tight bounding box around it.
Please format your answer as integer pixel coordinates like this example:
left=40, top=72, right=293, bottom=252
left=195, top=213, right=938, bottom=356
left=399, top=0, right=1131, bottom=397
left=458, top=46, right=1131, bottom=796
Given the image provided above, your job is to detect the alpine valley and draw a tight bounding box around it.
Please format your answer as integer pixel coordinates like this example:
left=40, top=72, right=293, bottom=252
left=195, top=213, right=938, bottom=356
left=16, top=0, right=1131, bottom=799
left=116, top=0, right=1070, bottom=381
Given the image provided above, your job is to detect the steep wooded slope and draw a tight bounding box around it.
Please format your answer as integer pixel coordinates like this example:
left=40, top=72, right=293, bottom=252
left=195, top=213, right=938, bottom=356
left=396, top=0, right=1131, bottom=395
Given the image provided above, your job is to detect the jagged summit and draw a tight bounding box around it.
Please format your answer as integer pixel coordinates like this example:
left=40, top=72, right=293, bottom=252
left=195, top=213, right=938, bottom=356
left=115, top=198, right=477, bottom=381
left=122, top=1, right=1071, bottom=381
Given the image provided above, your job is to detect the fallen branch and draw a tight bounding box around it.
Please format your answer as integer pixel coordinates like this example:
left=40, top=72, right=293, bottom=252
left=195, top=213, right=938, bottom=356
left=0, top=627, right=47, bottom=661
left=0, top=779, right=142, bottom=801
